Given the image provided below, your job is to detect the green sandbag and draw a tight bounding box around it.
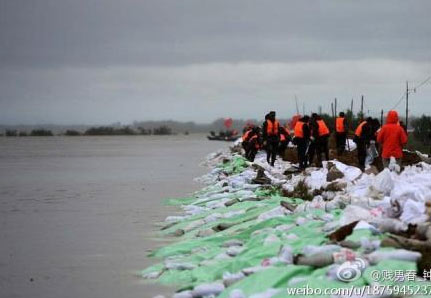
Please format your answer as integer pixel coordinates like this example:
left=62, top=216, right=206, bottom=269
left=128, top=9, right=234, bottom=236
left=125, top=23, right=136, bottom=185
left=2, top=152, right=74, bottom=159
left=218, top=156, right=248, bottom=174
left=164, top=196, right=197, bottom=206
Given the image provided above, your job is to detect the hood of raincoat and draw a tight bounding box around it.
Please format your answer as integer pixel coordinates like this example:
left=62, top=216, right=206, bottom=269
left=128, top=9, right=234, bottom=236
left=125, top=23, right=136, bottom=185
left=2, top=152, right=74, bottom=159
left=386, top=110, right=399, bottom=124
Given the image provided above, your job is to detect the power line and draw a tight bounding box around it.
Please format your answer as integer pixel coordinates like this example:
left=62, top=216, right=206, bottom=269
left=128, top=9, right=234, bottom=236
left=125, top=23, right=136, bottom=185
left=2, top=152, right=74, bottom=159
left=390, top=93, right=406, bottom=110
left=389, top=75, right=431, bottom=111
left=413, top=76, right=431, bottom=91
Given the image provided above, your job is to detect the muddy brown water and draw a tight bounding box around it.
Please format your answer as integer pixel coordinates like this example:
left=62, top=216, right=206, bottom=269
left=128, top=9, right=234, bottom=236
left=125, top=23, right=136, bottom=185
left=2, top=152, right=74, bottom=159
left=0, top=135, right=229, bottom=298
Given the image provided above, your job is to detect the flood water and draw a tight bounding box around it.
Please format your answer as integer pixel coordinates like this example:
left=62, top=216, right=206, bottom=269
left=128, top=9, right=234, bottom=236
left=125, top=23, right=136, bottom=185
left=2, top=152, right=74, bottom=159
left=0, top=135, right=228, bottom=298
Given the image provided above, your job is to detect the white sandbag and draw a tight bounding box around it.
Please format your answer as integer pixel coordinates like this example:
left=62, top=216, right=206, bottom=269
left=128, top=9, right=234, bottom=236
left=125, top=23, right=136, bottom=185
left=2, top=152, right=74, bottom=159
left=388, top=156, right=401, bottom=173
left=226, top=246, right=244, bottom=257
left=229, top=289, right=246, bottom=298
left=346, top=139, right=357, bottom=151
left=302, top=245, right=341, bottom=256
left=241, top=266, right=266, bottom=276
left=257, top=206, right=290, bottom=222
left=371, top=169, right=394, bottom=195
left=204, top=213, right=223, bottom=223
left=365, top=141, right=378, bottom=166
left=360, top=237, right=380, bottom=253
left=223, top=271, right=245, bottom=287
left=164, top=261, right=196, bottom=271
left=285, top=233, right=299, bottom=241
left=183, top=205, right=206, bottom=215
left=366, top=249, right=422, bottom=265
left=400, top=199, right=427, bottom=224
left=263, top=234, right=280, bottom=246
left=305, top=168, right=328, bottom=190
left=295, top=217, right=308, bottom=225
left=222, top=239, right=244, bottom=247
left=275, top=224, right=295, bottom=232
left=165, top=215, right=187, bottom=223
left=339, top=205, right=375, bottom=226
left=372, top=218, right=408, bottom=233
left=249, top=288, right=281, bottom=298
left=333, top=161, right=362, bottom=181
left=173, top=290, right=193, bottom=298
left=224, top=210, right=246, bottom=218
left=142, top=270, right=162, bottom=279
left=278, top=245, right=294, bottom=264
left=184, top=219, right=205, bottom=232
left=192, top=282, right=225, bottom=297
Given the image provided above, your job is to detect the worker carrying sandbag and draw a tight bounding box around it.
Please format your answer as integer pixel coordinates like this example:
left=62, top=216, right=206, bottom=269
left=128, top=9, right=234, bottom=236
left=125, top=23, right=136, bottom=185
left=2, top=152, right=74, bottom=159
left=354, top=117, right=373, bottom=171
left=377, top=110, right=408, bottom=169
left=242, top=126, right=261, bottom=162
left=293, top=115, right=311, bottom=170
left=335, top=112, right=348, bottom=155
left=262, top=111, right=280, bottom=166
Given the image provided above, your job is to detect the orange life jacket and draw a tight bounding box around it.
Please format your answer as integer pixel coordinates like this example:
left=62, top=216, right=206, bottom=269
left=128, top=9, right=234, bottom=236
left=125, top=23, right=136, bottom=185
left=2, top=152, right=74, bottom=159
left=355, top=121, right=367, bottom=137
left=242, top=129, right=252, bottom=141
left=266, top=119, right=279, bottom=136
left=294, top=121, right=304, bottom=138
left=317, top=120, right=330, bottom=136
left=249, top=134, right=259, bottom=149
left=336, top=117, right=345, bottom=133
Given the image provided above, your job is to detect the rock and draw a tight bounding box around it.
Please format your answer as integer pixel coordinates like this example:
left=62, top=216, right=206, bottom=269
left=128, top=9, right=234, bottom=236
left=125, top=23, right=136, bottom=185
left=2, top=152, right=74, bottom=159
left=364, top=165, right=379, bottom=175
left=213, top=222, right=234, bottom=231
left=280, top=200, right=297, bottom=212
left=284, top=167, right=301, bottom=175
left=294, top=253, right=334, bottom=267
left=252, top=169, right=271, bottom=185
left=327, top=166, right=344, bottom=182
left=197, top=229, right=215, bottom=237
left=160, top=221, right=177, bottom=231
left=327, top=221, right=359, bottom=242
left=222, top=239, right=244, bottom=247
left=325, top=181, right=347, bottom=192
left=172, top=229, right=185, bottom=236
left=225, top=198, right=239, bottom=207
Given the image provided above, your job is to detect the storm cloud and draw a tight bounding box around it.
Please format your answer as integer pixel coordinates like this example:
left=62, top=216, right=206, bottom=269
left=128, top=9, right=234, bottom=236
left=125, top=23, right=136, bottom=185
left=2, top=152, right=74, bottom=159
left=1, top=0, right=430, bottom=124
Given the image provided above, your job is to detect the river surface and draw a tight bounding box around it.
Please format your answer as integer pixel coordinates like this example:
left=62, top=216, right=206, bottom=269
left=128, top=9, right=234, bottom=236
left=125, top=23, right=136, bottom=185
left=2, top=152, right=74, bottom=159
left=0, top=135, right=229, bottom=298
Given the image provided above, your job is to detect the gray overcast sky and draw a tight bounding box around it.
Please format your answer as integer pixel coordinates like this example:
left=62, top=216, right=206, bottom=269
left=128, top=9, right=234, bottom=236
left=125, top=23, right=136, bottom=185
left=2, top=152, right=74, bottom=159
left=1, top=0, right=431, bottom=124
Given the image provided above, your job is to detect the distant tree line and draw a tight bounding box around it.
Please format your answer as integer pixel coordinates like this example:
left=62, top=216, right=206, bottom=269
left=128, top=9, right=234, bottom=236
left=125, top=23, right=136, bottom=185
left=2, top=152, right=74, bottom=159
left=82, top=125, right=172, bottom=135
left=4, top=129, right=54, bottom=136
left=2, top=125, right=174, bottom=136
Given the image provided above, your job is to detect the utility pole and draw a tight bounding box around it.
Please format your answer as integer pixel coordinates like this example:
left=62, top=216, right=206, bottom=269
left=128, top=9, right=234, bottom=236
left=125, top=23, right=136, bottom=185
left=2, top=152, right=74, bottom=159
left=381, top=109, right=384, bottom=126
left=318, top=105, right=322, bottom=115
left=295, top=95, right=299, bottom=115
left=331, top=103, right=334, bottom=118
left=360, top=95, right=364, bottom=120
left=334, top=98, right=337, bottom=117
left=350, top=98, right=354, bottom=132
left=406, top=81, right=409, bottom=129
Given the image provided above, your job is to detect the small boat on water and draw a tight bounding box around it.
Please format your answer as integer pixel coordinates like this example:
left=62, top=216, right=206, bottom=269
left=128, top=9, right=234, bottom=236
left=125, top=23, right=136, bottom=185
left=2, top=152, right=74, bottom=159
left=207, top=130, right=240, bottom=141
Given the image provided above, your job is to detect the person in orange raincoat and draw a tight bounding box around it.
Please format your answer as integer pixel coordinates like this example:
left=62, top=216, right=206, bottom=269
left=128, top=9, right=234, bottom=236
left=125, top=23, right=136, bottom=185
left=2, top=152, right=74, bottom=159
left=377, top=110, right=408, bottom=168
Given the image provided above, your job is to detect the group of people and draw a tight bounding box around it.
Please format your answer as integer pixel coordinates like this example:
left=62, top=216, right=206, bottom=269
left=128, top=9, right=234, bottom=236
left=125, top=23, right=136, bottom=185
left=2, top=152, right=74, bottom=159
left=241, top=110, right=408, bottom=171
